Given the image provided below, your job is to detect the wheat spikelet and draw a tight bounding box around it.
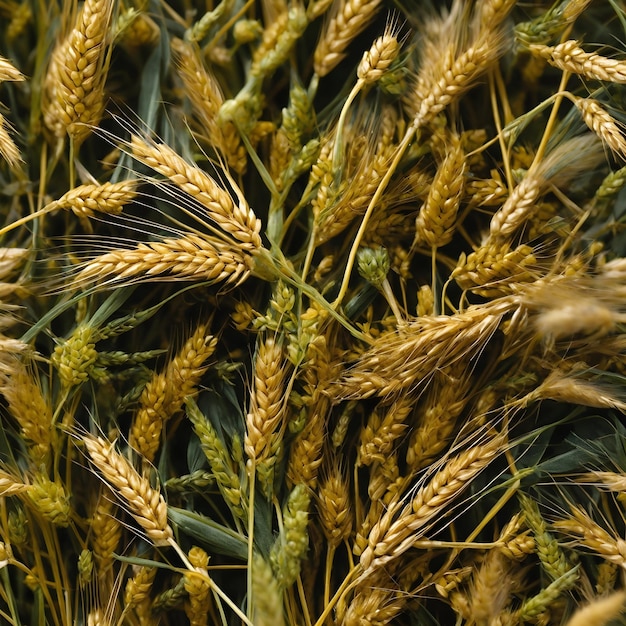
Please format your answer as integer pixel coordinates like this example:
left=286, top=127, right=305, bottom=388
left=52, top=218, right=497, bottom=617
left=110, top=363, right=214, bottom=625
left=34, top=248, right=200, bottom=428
left=74, top=233, right=254, bottom=287
left=286, top=401, right=327, bottom=490
left=124, top=565, right=156, bottom=610
left=43, top=0, right=114, bottom=142
left=129, top=135, right=262, bottom=249
left=414, top=138, right=465, bottom=248
left=186, top=398, right=246, bottom=520
left=47, top=180, right=139, bottom=217
left=405, top=366, right=472, bottom=471
left=269, top=484, right=311, bottom=587
left=572, top=96, right=626, bottom=158
left=183, top=547, right=212, bottom=626
left=358, top=434, right=502, bottom=583
left=90, top=487, right=122, bottom=577
left=129, top=324, right=216, bottom=462
left=313, top=0, right=382, bottom=77
left=519, top=493, right=572, bottom=581
left=342, top=572, right=407, bottom=626
left=411, top=32, right=501, bottom=130
left=0, top=468, right=28, bottom=497
left=82, top=434, right=173, bottom=546
left=530, top=40, right=626, bottom=84
left=51, top=324, right=98, bottom=387
left=515, top=566, right=579, bottom=622
left=26, top=472, right=71, bottom=527
left=523, top=371, right=626, bottom=412
left=171, top=39, right=246, bottom=174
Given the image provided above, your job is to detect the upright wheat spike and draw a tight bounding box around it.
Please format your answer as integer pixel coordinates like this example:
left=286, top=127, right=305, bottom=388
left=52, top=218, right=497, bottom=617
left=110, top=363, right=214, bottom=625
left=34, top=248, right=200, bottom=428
left=313, top=0, right=382, bottom=77
left=43, top=0, right=114, bottom=142
left=129, top=324, right=216, bottom=462
left=82, top=434, right=173, bottom=546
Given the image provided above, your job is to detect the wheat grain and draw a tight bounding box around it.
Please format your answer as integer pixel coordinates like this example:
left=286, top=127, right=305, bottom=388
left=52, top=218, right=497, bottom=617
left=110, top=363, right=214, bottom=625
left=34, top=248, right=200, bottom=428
left=90, top=488, right=122, bottom=576
left=519, top=493, right=572, bottom=581
left=489, top=135, right=605, bottom=238
left=129, top=135, right=261, bottom=249
left=43, top=0, right=114, bottom=142
left=251, top=554, right=285, bottom=626
left=186, top=398, right=246, bottom=520
left=452, top=242, right=537, bottom=297
left=358, top=395, right=411, bottom=466
left=0, top=113, right=21, bottom=168
left=26, top=473, right=71, bottom=527
left=245, top=336, right=288, bottom=464
left=47, top=180, right=139, bottom=217
left=405, top=366, right=472, bottom=471
left=554, top=505, right=626, bottom=567
left=74, top=233, right=254, bottom=287
left=0, top=359, right=53, bottom=464
left=82, top=434, right=173, bottom=546
left=313, top=0, right=382, bottom=77
left=530, top=40, right=626, bottom=84
left=270, top=484, right=310, bottom=587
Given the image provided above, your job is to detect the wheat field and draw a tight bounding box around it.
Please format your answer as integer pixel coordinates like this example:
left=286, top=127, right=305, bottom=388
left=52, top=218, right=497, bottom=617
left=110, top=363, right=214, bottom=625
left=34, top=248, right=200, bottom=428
left=1, top=0, right=626, bottom=624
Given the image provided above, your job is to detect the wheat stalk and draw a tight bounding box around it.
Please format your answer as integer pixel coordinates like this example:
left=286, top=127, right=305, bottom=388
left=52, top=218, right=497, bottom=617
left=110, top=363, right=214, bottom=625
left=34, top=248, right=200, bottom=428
left=82, top=434, right=173, bottom=546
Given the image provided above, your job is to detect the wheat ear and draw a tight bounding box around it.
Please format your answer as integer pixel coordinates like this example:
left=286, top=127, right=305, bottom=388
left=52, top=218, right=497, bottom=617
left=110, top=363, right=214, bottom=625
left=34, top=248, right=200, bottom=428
left=82, top=434, right=173, bottom=546
left=47, top=180, right=139, bottom=217
left=358, top=434, right=502, bottom=583
left=74, top=233, right=254, bottom=288
left=43, top=0, right=114, bottom=142
left=129, top=135, right=262, bottom=250
left=530, top=40, right=626, bottom=84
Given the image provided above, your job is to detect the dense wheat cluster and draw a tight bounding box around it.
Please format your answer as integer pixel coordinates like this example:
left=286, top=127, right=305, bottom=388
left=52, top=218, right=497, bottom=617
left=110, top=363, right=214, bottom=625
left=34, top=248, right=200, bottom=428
left=1, top=0, right=626, bottom=624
